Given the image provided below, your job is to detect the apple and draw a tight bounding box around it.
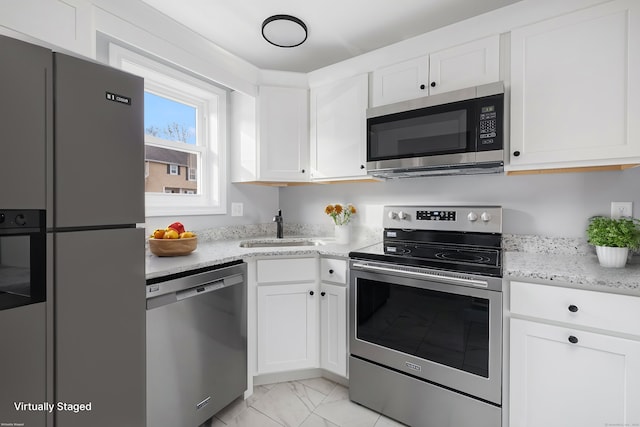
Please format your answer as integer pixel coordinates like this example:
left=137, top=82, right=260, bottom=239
left=167, top=221, right=185, bottom=234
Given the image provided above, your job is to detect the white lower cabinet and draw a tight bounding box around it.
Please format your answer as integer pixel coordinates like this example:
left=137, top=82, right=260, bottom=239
left=254, top=256, right=349, bottom=378
left=319, top=282, right=347, bottom=377
left=257, top=282, right=319, bottom=373
left=509, top=281, right=640, bottom=427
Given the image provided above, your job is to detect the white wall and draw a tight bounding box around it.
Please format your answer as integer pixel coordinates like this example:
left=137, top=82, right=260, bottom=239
left=0, top=0, right=279, bottom=233
left=279, top=168, right=640, bottom=238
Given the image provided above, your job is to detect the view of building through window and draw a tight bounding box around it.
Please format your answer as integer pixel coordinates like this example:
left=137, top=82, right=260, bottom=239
left=144, top=92, right=199, bottom=194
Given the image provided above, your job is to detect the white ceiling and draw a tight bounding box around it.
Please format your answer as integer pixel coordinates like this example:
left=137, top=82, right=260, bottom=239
left=140, top=0, right=522, bottom=73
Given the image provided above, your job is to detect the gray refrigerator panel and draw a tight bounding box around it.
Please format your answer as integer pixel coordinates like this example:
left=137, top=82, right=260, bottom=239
left=0, top=35, right=52, bottom=213
left=53, top=53, right=145, bottom=228
left=0, top=302, right=47, bottom=427
left=55, top=228, right=145, bottom=427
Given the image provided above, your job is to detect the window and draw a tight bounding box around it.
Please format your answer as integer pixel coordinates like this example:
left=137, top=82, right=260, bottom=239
left=109, top=44, right=227, bottom=216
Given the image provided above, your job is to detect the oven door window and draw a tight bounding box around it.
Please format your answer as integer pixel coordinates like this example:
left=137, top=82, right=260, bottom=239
left=0, top=234, right=45, bottom=310
left=356, top=278, right=489, bottom=377
left=368, top=101, right=474, bottom=161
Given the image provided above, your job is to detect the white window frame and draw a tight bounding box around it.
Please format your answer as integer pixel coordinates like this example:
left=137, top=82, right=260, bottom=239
left=168, top=164, right=179, bottom=175
left=109, top=44, right=227, bottom=216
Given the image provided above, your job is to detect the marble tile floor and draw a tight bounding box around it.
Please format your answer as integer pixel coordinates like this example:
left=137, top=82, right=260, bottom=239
left=199, top=377, right=408, bottom=427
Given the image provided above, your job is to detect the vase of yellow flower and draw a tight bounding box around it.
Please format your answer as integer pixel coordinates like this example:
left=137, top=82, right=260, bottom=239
left=325, top=203, right=357, bottom=244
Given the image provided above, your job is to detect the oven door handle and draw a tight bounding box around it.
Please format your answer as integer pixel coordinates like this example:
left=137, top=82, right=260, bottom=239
left=351, top=262, right=489, bottom=288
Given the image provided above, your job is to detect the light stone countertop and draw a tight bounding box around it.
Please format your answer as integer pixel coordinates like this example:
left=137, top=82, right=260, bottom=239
left=505, top=251, right=640, bottom=297
left=146, top=232, right=640, bottom=297
left=145, top=236, right=377, bottom=280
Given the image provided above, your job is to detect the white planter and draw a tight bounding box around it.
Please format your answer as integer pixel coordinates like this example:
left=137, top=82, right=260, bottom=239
left=334, top=224, right=351, bottom=245
left=595, top=246, right=629, bottom=268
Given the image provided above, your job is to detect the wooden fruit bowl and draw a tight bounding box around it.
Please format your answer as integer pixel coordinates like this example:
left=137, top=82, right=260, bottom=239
left=149, top=237, right=197, bottom=257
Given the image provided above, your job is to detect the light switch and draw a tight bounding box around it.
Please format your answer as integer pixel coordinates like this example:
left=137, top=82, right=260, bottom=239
left=231, top=203, right=243, bottom=217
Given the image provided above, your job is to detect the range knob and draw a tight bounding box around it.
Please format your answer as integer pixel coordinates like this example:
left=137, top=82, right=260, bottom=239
left=481, top=212, right=492, bottom=223
left=15, top=214, right=27, bottom=226
left=467, top=212, right=478, bottom=222
left=387, top=211, right=398, bottom=220
left=397, top=211, right=408, bottom=220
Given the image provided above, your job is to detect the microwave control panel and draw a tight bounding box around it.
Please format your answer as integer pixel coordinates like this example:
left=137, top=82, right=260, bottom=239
left=479, top=105, right=497, bottom=140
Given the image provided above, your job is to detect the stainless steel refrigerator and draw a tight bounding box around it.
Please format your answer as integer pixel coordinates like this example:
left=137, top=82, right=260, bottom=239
left=0, top=35, right=146, bottom=427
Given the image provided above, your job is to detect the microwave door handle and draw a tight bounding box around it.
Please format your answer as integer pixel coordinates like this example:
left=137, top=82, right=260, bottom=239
left=351, top=262, right=489, bottom=288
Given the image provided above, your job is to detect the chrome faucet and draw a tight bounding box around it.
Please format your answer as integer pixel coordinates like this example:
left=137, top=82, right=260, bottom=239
left=273, top=209, right=283, bottom=238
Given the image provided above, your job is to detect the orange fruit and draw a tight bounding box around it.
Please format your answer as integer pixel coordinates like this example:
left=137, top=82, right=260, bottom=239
left=152, top=229, right=165, bottom=239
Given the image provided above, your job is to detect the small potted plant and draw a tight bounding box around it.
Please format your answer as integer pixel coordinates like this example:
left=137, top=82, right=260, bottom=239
left=586, top=216, right=640, bottom=268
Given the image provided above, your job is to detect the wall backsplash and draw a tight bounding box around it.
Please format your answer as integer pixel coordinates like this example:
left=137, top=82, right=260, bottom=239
left=279, top=168, right=640, bottom=238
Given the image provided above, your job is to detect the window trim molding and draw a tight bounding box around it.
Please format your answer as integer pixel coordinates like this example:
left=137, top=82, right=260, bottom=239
left=108, top=43, right=227, bottom=216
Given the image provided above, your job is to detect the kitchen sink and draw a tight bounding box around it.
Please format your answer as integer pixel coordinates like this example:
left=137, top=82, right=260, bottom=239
left=239, top=239, right=326, bottom=248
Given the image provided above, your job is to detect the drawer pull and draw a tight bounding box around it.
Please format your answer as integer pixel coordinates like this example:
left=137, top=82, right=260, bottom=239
left=568, top=335, right=579, bottom=344
left=321, top=291, right=326, bottom=297
left=329, top=269, right=334, bottom=274
left=568, top=305, right=579, bottom=313
left=309, top=291, right=314, bottom=296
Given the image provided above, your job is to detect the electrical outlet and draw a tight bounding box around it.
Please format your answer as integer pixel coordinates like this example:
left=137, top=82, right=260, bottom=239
left=611, top=202, right=633, bottom=219
left=231, top=202, right=243, bottom=217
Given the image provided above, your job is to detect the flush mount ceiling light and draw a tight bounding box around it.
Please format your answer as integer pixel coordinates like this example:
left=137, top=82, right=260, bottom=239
left=262, top=14, right=308, bottom=48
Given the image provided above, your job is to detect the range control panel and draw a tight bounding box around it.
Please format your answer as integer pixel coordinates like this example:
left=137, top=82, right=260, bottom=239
left=416, top=210, right=457, bottom=221
left=383, top=205, right=502, bottom=233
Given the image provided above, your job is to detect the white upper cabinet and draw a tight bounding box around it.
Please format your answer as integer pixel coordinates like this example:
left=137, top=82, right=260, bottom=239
left=428, top=35, right=500, bottom=96
left=371, top=35, right=500, bottom=107
left=509, top=0, right=640, bottom=171
left=231, top=86, right=309, bottom=183
left=310, top=73, right=369, bottom=180
left=371, top=56, right=429, bottom=106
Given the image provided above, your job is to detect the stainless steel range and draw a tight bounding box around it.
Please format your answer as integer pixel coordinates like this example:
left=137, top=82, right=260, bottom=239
left=348, top=206, right=503, bottom=427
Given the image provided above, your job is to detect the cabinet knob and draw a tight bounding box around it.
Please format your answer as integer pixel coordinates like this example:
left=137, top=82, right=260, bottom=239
left=309, top=290, right=314, bottom=296
left=329, top=269, right=334, bottom=274
left=568, top=335, right=579, bottom=344
left=513, top=151, right=521, bottom=157
left=360, top=165, right=365, bottom=169
left=321, top=291, right=326, bottom=297
left=301, top=169, right=305, bottom=173
left=568, top=305, right=579, bottom=313
left=430, top=82, right=436, bottom=88
left=419, top=84, right=426, bottom=90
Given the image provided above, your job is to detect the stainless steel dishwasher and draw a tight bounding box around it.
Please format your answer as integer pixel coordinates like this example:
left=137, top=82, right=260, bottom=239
left=146, top=261, right=247, bottom=427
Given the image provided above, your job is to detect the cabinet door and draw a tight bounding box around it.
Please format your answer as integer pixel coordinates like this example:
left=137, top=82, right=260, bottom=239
left=310, top=74, right=368, bottom=180
left=509, top=0, right=640, bottom=169
left=320, top=283, right=347, bottom=377
left=257, top=283, right=318, bottom=373
left=258, top=86, right=309, bottom=181
left=371, top=56, right=429, bottom=107
left=510, top=318, right=640, bottom=427
left=428, top=34, right=500, bottom=95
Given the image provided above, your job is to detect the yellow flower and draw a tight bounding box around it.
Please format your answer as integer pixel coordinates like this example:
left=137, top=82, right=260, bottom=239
left=348, top=205, right=357, bottom=214
left=324, top=204, right=335, bottom=214
left=334, top=204, right=343, bottom=214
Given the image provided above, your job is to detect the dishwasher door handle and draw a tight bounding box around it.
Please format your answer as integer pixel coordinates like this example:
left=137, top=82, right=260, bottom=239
left=176, top=280, right=225, bottom=301
left=175, top=273, right=244, bottom=301
left=147, top=273, right=245, bottom=310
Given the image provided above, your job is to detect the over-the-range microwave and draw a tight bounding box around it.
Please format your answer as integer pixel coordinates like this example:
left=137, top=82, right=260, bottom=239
left=366, top=81, right=504, bottom=178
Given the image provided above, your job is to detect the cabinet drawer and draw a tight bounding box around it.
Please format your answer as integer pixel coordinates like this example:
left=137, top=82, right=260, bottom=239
left=257, top=258, right=316, bottom=283
left=510, top=281, right=640, bottom=336
left=320, top=258, right=347, bottom=284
